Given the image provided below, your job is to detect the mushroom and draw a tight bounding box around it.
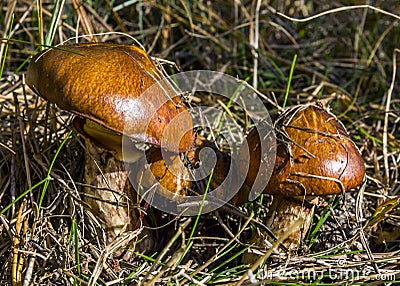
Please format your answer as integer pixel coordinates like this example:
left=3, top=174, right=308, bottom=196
left=26, top=43, right=195, bottom=254
left=240, top=102, right=365, bottom=255
left=135, top=135, right=233, bottom=215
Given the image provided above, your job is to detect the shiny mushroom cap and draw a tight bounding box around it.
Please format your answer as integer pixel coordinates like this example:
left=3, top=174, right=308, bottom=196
left=26, top=43, right=194, bottom=152
left=267, top=102, right=365, bottom=196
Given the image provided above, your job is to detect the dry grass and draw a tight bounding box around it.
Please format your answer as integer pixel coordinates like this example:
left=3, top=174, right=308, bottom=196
left=1, top=0, right=400, bottom=285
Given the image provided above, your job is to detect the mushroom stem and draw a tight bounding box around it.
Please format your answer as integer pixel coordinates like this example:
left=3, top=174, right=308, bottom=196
left=242, top=196, right=315, bottom=264
left=265, top=195, right=315, bottom=249
left=83, top=138, right=153, bottom=257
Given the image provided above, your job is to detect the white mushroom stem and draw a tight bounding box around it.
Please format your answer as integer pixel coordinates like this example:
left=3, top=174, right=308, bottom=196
left=83, top=138, right=153, bottom=256
left=265, top=195, right=316, bottom=249
left=242, top=195, right=316, bottom=264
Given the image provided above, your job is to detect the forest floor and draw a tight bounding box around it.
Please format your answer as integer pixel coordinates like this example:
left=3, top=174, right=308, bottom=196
left=0, top=1, right=399, bottom=285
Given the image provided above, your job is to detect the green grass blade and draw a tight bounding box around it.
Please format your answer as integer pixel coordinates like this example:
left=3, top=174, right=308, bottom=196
left=209, top=244, right=245, bottom=274
left=44, top=0, right=65, bottom=46
left=38, top=130, right=72, bottom=212
left=72, top=219, right=81, bottom=278
left=282, top=54, right=297, bottom=109
left=187, top=168, right=214, bottom=243
left=36, top=0, right=43, bottom=46
left=0, top=177, right=50, bottom=215
left=180, top=169, right=214, bottom=266
left=68, top=218, right=81, bottom=285
left=306, top=195, right=341, bottom=248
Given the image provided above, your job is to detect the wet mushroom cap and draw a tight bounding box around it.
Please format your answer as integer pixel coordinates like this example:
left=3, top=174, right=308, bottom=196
left=267, top=103, right=365, bottom=196
left=26, top=43, right=194, bottom=152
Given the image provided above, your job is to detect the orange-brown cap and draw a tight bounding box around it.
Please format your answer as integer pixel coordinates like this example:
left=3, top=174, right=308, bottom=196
left=269, top=103, right=365, bottom=196
left=26, top=43, right=194, bottom=152
left=243, top=103, right=365, bottom=198
left=139, top=136, right=231, bottom=199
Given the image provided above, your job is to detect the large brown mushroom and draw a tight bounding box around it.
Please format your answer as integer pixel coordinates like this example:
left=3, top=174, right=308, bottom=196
left=26, top=43, right=195, bottom=254
left=241, top=102, right=365, bottom=256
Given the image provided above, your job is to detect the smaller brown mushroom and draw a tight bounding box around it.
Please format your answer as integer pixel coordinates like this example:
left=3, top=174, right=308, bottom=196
left=240, top=102, right=365, bottom=257
left=135, top=135, right=233, bottom=215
